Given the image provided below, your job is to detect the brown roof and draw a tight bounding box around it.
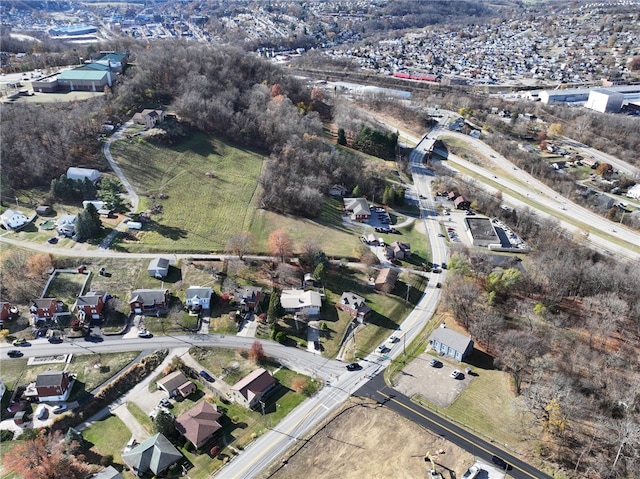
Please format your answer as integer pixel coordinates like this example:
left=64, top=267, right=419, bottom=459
left=157, top=370, right=189, bottom=392
left=375, top=268, right=398, bottom=286
left=175, top=401, right=222, bottom=448
left=230, top=368, right=276, bottom=399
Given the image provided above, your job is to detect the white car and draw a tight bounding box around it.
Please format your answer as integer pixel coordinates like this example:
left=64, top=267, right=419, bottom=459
left=138, top=329, right=153, bottom=338
left=377, top=344, right=387, bottom=353
left=450, top=369, right=463, bottom=379
left=388, top=335, right=400, bottom=343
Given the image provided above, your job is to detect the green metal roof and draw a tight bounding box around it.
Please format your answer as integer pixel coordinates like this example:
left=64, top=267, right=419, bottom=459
left=59, top=69, right=108, bottom=81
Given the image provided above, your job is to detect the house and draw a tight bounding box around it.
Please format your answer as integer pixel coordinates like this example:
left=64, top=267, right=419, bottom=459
left=66, top=167, right=101, bottom=184
left=454, top=196, right=471, bottom=210
left=235, top=286, right=264, bottom=312
left=75, top=291, right=106, bottom=321
left=122, top=433, right=183, bottom=477
left=148, top=257, right=170, bottom=279
left=1, top=302, right=16, bottom=324
left=626, top=184, right=640, bottom=200
left=157, top=371, right=196, bottom=398
left=56, top=214, right=77, bottom=237
left=1, top=209, right=29, bottom=230
left=374, top=268, right=398, bottom=294
left=363, top=233, right=378, bottom=245
left=175, top=401, right=222, bottom=449
left=132, top=109, right=166, bottom=129
left=386, top=241, right=411, bottom=260
left=280, top=289, right=322, bottom=317
left=129, top=289, right=170, bottom=314
left=343, top=197, right=371, bottom=221
left=329, top=184, right=348, bottom=197
left=29, top=298, right=58, bottom=324
left=230, top=368, right=277, bottom=409
left=336, top=292, right=371, bottom=321
left=35, top=371, right=73, bottom=402
left=91, top=465, right=124, bottom=479
left=185, top=286, right=213, bottom=311
left=429, top=325, right=474, bottom=361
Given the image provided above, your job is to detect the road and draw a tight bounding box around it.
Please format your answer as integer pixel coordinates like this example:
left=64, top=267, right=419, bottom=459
left=356, top=375, right=553, bottom=479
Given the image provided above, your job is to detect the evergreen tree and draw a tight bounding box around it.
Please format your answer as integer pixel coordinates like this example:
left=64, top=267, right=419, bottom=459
left=80, top=178, right=97, bottom=200
left=153, top=409, right=176, bottom=439
left=337, top=128, right=347, bottom=145
left=313, top=263, right=326, bottom=283
left=75, top=203, right=101, bottom=241
left=382, top=186, right=392, bottom=205
left=351, top=185, right=361, bottom=197
left=267, top=289, right=282, bottom=324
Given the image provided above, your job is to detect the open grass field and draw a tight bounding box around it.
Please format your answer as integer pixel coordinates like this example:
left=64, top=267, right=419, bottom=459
left=82, top=413, right=131, bottom=467
left=110, top=134, right=365, bottom=257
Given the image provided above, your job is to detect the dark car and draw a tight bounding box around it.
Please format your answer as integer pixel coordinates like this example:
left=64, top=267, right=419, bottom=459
left=441, top=262, right=447, bottom=269
left=314, top=340, right=321, bottom=351
left=429, top=358, right=441, bottom=367
left=491, top=456, right=512, bottom=470
left=48, top=335, right=63, bottom=344
left=7, top=350, right=24, bottom=358
left=346, top=362, right=362, bottom=371
left=199, top=370, right=215, bottom=382
left=436, top=283, right=442, bottom=288
left=85, top=334, right=104, bottom=343
left=47, top=237, right=58, bottom=244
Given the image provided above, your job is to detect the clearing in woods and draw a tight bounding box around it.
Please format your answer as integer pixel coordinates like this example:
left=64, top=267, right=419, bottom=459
left=264, top=400, right=474, bottom=479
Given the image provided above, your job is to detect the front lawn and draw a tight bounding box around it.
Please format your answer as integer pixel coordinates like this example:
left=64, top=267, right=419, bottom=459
left=82, top=413, right=131, bottom=466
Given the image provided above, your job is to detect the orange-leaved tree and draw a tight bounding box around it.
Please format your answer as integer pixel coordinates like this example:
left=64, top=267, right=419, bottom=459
left=268, top=229, right=293, bottom=263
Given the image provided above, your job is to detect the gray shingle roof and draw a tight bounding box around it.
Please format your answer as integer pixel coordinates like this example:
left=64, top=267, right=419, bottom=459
left=121, top=433, right=182, bottom=475
left=429, top=327, right=473, bottom=354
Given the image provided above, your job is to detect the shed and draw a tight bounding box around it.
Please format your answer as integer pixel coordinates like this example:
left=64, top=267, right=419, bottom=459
left=148, top=258, right=170, bottom=279
left=36, top=205, right=53, bottom=216
left=66, top=167, right=101, bottom=183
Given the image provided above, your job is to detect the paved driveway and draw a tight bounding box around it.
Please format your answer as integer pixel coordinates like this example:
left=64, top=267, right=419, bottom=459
left=393, top=351, right=471, bottom=407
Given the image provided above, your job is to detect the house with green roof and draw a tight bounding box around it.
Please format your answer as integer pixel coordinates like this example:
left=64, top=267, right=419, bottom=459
left=121, top=433, right=183, bottom=476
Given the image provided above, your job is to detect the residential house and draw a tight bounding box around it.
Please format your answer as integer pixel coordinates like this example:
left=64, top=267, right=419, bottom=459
left=374, top=268, right=398, bottom=294
left=235, top=286, right=264, bottom=312
left=280, top=289, right=322, bottom=318
left=56, top=214, right=77, bottom=237
left=157, top=371, right=196, bottom=398
left=132, top=109, right=166, bottom=129
left=66, top=167, right=101, bottom=183
left=454, top=196, right=471, bottom=210
left=29, top=298, right=58, bottom=324
left=185, top=286, right=213, bottom=311
left=122, top=433, right=183, bottom=477
left=175, top=401, right=222, bottom=449
left=336, top=292, right=371, bottom=321
left=230, top=368, right=277, bottom=409
left=363, top=233, right=378, bottom=245
left=428, top=325, right=474, bottom=361
left=148, top=257, right=170, bottom=279
left=343, top=197, right=371, bottom=221
left=75, top=291, right=106, bottom=322
left=1, top=209, right=29, bottom=230
left=129, top=289, right=170, bottom=314
left=329, top=184, right=348, bottom=197
left=91, top=465, right=124, bottom=479
left=386, top=241, right=411, bottom=260
left=1, top=302, right=15, bottom=325
left=35, top=371, right=73, bottom=402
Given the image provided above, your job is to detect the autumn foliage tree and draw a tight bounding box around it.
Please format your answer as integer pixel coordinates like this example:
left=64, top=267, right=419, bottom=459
left=249, top=340, right=266, bottom=364
left=4, top=430, right=90, bottom=479
left=267, top=229, right=293, bottom=262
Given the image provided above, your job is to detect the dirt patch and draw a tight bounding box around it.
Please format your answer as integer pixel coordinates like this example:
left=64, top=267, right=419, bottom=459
left=264, top=400, right=474, bottom=479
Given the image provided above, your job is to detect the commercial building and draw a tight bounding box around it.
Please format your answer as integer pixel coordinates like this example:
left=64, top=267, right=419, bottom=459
left=465, top=217, right=500, bottom=247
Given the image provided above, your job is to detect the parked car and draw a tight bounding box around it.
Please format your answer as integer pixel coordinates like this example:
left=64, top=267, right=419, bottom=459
left=346, top=362, right=362, bottom=371
left=377, top=344, right=387, bottom=353
left=436, top=283, right=442, bottom=288
left=47, top=237, right=58, bottom=244
left=441, top=262, right=447, bottom=269
left=12, top=338, right=27, bottom=346
left=158, top=398, right=171, bottom=408
left=48, top=335, right=63, bottom=344
left=7, top=350, right=23, bottom=358
left=35, top=405, right=48, bottom=420
left=437, top=233, right=445, bottom=237
left=450, top=369, right=463, bottom=379
left=429, top=358, right=441, bottom=367
left=52, top=404, right=68, bottom=414
left=138, top=330, right=153, bottom=338
left=388, top=335, right=400, bottom=343
left=199, top=370, right=215, bottom=382
left=314, top=340, right=321, bottom=350
left=491, top=456, right=512, bottom=470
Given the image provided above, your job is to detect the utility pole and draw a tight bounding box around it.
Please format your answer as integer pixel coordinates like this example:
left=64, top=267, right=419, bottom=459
left=406, top=282, right=411, bottom=302
left=259, top=400, right=266, bottom=426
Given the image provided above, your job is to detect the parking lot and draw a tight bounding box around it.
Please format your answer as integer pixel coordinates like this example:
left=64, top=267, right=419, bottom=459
left=393, top=351, right=472, bottom=407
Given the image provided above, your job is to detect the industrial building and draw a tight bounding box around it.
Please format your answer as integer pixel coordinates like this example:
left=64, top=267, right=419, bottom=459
left=49, top=25, right=97, bottom=36
left=585, top=89, right=625, bottom=113
left=464, top=217, right=500, bottom=247
left=537, top=84, right=640, bottom=113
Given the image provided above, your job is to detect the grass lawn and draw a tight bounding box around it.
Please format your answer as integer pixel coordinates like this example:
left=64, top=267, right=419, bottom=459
left=82, top=413, right=131, bottom=466
left=45, top=271, right=89, bottom=305
left=126, top=401, right=153, bottom=434
left=110, top=133, right=265, bottom=253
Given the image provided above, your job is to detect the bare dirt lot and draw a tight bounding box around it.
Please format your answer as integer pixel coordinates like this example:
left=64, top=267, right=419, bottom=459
left=264, top=400, right=474, bottom=479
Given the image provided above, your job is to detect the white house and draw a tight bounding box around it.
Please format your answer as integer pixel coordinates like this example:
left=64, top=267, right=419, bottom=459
left=56, top=214, right=77, bottom=237
left=66, top=167, right=101, bottom=183
left=280, top=289, right=322, bottom=317
left=148, top=257, right=170, bottom=279
left=1, top=209, right=29, bottom=230
left=626, top=184, right=640, bottom=200
left=185, top=286, right=213, bottom=310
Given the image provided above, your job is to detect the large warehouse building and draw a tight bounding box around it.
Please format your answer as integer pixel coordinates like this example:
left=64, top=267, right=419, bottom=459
left=538, top=84, right=640, bottom=113
left=465, top=217, right=500, bottom=247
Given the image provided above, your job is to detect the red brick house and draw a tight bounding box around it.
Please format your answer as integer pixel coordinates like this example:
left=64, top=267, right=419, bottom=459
left=175, top=401, right=223, bottom=449
left=235, top=286, right=264, bottom=312
left=129, top=289, right=170, bottom=314
left=75, top=291, right=106, bottom=321
left=35, top=371, right=72, bottom=402
left=336, top=292, right=371, bottom=321
left=1, top=302, right=13, bottom=324
left=29, top=298, right=58, bottom=324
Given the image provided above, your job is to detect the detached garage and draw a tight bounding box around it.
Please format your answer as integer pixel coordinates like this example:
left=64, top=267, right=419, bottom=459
left=148, top=258, right=170, bottom=279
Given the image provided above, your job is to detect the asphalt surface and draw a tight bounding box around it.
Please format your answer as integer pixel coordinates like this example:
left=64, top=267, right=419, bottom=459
left=356, top=375, right=553, bottom=479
